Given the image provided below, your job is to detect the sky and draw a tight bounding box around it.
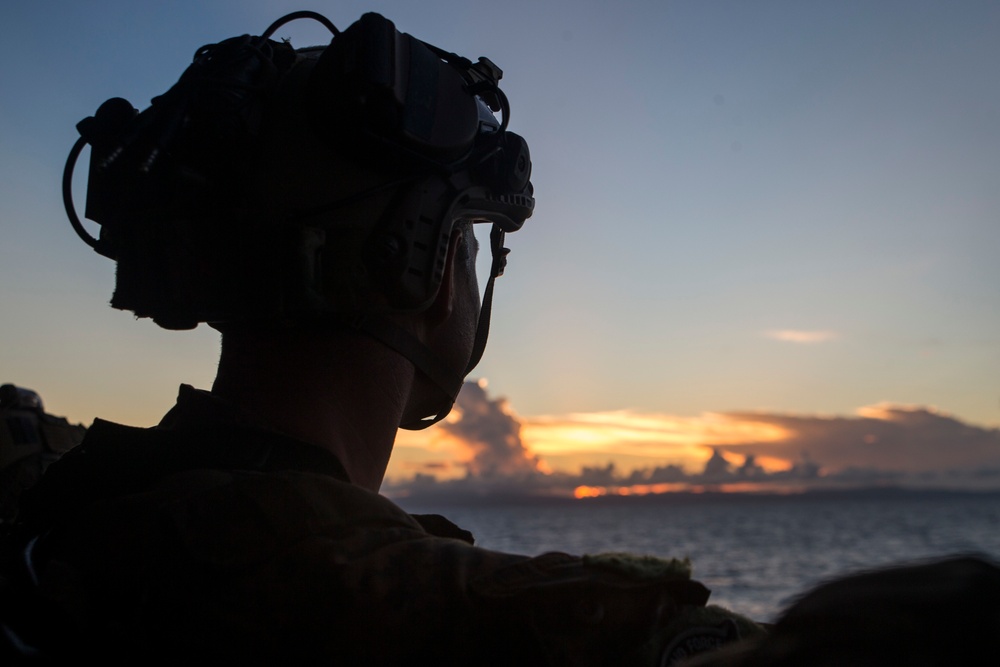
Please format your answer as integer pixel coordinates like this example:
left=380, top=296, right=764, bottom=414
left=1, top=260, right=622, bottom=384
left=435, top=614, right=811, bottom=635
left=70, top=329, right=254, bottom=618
left=2, top=0, right=998, bottom=497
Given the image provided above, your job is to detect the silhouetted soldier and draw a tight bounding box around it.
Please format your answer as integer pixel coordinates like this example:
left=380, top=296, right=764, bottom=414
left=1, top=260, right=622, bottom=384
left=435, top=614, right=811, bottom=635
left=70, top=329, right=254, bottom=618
left=0, top=384, right=85, bottom=524
left=3, top=10, right=761, bottom=665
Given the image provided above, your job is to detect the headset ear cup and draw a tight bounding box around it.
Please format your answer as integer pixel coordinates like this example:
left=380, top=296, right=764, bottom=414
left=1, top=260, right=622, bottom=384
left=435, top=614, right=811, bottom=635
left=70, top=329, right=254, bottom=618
left=362, top=178, right=454, bottom=311
left=502, top=132, right=531, bottom=193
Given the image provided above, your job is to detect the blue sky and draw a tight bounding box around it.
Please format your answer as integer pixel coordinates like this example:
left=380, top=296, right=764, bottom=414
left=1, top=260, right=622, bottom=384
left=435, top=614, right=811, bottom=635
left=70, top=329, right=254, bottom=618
left=2, top=1, right=998, bottom=483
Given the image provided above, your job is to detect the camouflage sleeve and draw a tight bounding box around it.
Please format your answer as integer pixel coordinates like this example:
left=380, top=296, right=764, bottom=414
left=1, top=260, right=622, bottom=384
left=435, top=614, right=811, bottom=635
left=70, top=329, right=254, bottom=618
left=168, top=472, right=761, bottom=664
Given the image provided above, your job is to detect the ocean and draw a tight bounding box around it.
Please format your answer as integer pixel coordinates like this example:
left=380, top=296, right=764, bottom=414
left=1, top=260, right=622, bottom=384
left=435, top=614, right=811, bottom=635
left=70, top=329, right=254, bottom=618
left=398, top=489, right=1000, bottom=622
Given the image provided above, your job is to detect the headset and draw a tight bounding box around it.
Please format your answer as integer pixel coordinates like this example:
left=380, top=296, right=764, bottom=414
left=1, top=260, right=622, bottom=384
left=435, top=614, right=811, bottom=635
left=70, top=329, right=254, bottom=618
left=62, top=11, right=534, bottom=428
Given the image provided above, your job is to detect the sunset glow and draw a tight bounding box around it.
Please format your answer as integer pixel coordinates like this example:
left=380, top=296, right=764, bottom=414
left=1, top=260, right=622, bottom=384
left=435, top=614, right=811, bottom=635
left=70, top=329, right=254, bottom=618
left=389, top=406, right=799, bottom=482
left=524, top=412, right=790, bottom=454
left=573, top=481, right=811, bottom=499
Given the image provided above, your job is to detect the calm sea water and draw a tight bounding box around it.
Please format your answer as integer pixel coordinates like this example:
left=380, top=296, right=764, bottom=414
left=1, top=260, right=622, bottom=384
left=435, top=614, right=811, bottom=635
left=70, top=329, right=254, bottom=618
left=399, top=490, right=1000, bottom=622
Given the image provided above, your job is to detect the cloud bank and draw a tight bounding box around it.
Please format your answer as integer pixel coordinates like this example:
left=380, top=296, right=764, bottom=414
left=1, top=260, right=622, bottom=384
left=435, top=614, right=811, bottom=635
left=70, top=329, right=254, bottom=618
left=384, top=382, right=1000, bottom=500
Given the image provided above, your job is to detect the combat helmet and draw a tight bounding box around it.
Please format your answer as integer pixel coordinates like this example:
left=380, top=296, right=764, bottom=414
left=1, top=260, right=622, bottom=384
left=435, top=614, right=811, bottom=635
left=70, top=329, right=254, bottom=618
left=63, top=10, right=534, bottom=427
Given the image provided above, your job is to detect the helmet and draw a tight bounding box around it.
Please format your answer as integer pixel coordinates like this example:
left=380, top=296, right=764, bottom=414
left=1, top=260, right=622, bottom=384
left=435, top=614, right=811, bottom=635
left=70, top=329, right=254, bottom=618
left=62, top=11, right=534, bottom=427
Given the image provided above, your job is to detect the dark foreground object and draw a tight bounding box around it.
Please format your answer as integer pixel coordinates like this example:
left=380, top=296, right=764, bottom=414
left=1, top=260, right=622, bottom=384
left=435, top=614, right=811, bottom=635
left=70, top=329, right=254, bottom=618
left=682, top=554, right=1000, bottom=666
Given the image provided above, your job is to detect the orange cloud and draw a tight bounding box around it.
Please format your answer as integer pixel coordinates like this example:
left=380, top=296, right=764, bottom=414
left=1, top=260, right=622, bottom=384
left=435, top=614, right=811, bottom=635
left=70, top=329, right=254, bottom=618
left=522, top=410, right=790, bottom=472
left=764, top=329, right=839, bottom=343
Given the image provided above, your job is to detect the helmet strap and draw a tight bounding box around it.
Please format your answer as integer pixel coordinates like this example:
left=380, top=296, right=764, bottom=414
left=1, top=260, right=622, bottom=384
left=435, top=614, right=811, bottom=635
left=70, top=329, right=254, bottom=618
left=362, top=223, right=507, bottom=430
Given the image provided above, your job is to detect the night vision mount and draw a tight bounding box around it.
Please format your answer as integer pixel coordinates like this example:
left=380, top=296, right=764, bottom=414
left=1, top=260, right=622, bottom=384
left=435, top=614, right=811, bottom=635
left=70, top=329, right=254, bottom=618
left=62, top=10, right=534, bottom=428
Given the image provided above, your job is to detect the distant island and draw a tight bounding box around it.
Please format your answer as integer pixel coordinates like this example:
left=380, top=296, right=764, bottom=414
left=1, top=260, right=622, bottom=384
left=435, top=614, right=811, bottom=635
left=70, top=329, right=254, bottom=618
left=392, top=485, right=1000, bottom=509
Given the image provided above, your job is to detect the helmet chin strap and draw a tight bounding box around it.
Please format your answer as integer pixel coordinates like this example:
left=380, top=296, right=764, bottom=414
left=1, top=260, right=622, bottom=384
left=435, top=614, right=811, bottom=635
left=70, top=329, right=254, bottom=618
left=356, top=224, right=508, bottom=430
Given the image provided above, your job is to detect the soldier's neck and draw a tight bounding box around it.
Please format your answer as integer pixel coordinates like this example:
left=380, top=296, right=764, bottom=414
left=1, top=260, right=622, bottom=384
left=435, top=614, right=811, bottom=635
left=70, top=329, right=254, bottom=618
left=210, top=328, right=413, bottom=492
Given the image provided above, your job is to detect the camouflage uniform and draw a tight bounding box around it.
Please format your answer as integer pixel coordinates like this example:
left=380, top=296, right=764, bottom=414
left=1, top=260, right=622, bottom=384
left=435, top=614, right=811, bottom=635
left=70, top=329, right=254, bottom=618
left=13, top=386, right=760, bottom=664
